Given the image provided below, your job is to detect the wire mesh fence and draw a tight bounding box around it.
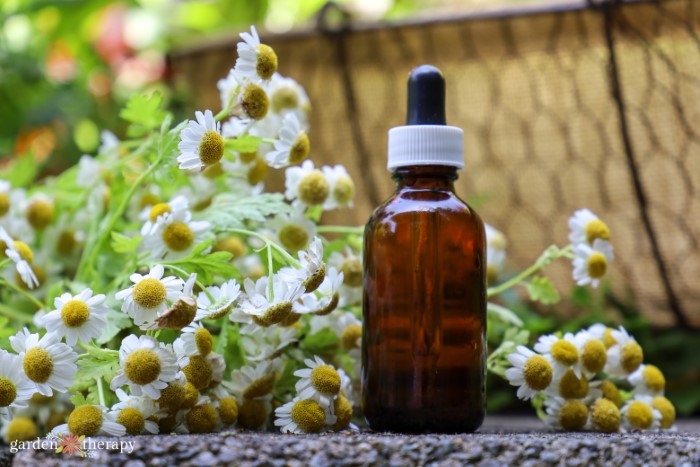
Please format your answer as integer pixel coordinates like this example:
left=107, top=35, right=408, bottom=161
left=170, top=0, right=700, bottom=328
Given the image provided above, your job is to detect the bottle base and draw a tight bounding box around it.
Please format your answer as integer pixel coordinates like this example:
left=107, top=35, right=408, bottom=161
left=364, top=407, right=485, bottom=433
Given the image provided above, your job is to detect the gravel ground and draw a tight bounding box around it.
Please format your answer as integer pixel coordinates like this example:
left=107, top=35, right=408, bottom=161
left=2, top=417, right=699, bottom=467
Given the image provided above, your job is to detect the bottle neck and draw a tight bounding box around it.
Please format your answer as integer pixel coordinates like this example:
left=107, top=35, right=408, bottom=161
left=392, top=165, right=458, bottom=192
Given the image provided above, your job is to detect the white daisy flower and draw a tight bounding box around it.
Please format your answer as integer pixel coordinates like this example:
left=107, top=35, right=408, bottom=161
left=0, top=180, right=11, bottom=219
left=141, top=209, right=210, bottom=260
left=544, top=396, right=589, bottom=431
left=173, top=322, right=214, bottom=357
left=278, top=237, right=325, bottom=293
left=0, top=227, right=38, bottom=289
left=23, top=193, right=54, bottom=231
left=0, top=350, right=35, bottom=420
left=140, top=195, right=189, bottom=236
left=177, top=174, right=217, bottom=211
left=322, top=165, right=355, bottom=210
left=284, top=160, right=330, bottom=208
left=115, top=264, right=184, bottom=328
left=234, top=25, right=277, bottom=81
left=627, top=364, right=666, bottom=397
left=241, top=326, right=298, bottom=362
left=310, top=267, right=344, bottom=316
left=294, top=356, right=342, bottom=408
left=195, top=279, right=242, bottom=321
left=42, top=288, right=109, bottom=346
left=587, top=323, right=618, bottom=348
left=177, top=109, right=225, bottom=170
left=274, top=397, right=335, bottom=434
left=572, top=238, right=613, bottom=288
left=111, top=335, right=179, bottom=399
left=217, top=70, right=239, bottom=111
left=269, top=208, right=317, bottom=252
left=573, top=330, right=607, bottom=377
left=328, top=247, right=363, bottom=288
left=485, top=223, right=507, bottom=285
left=268, top=73, right=310, bottom=119
left=534, top=332, right=582, bottom=378
left=223, top=359, right=280, bottom=400
left=569, top=208, right=610, bottom=246
left=110, top=388, right=159, bottom=435
left=621, top=397, right=662, bottom=431
left=9, top=329, right=78, bottom=396
left=50, top=405, right=125, bottom=437
left=148, top=273, right=198, bottom=331
left=265, top=113, right=310, bottom=168
left=234, top=274, right=304, bottom=329
left=605, top=326, right=643, bottom=377
left=546, top=367, right=600, bottom=401
left=504, top=345, right=553, bottom=400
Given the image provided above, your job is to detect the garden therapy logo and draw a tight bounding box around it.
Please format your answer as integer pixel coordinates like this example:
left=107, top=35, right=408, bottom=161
left=9, top=432, right=134, bottom=458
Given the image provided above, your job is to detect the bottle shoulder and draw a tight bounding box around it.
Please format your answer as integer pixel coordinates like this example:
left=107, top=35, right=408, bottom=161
left=368, top=189, right=481, bottom=224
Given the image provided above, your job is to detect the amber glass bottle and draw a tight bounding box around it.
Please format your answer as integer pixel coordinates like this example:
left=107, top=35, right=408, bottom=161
left=362, top=65, right=486, bottom=433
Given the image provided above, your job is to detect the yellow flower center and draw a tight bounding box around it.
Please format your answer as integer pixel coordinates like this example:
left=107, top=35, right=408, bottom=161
left=603, top=328, right=617, bottom=348
left=591, top=398, right=620, bottom=433
left=489, top=233, right=508, bottom=251
left=24, top=347, right=54, bottom=383
left=582, top=339, right=607, bottom=374
left=290, top=399, right=326, bottom=433
left=621, top=341, right=643, bottom=374
left=186, top=403, right=218, bottom=434
left=585, top=219, right=610, bottom=244
left=195, top=327, right=213, bottom=356
left=333, top=175, right=355, bottom=205
left=30, top=392, right=54, bottom=404
left=57, top=229, right=77, bottom=255
left=68, top=405, right=103, bottom=437
left=522, top=355, right=553, bottom=391
left=242, top=83, right=270, bottom=120
left=486, top=265, right=500, bottom=286
left=203, top=161, right=224, bottom=178
left=310, top=365, right=341, bottom=395
left=652, top=396, right=676, bottom=429
left=271, top=86, right=299, bottom=113
left=5, top=417, right=37, bottom=442
left=132, top=278, right=167, bottom=309
left=213, top=236, right=247, bottom=258
left=600, top=380, right=622, bottom=408
left=279, top=224, right=309, bottom=252
left=219, top=396, right=239, bottom=426
left=148, top=203, right=171, bottom=222
left=280, top=312, right=302, bottom=326
left=139, top=193, right=160, bottom=210
left=158, top=413, right=178, bottom=433
left=587, top=252, right=607, bottom=279
left=642, top=365, right=665, bottom=392
left=626, top=401, right=654, bottom=429
left=252, top=302, right=293, bottom=327
left=162, top=221, right=194, bottom=252
left=0, top=376, right=17, bottom=407
left=332, top=395, right=353, bottom=431
left=314, top=292, right=340, bottom=316
left=340, top=257, right=363, bottom=287
left=289, top=133, right=310, bottom=165
left=13, top=241, right=33, bottom=264
left=61, top=300, right=90, bottom=328
left=559, top=399, right=588, bottom=431
left=158, top=381, right=186, bottom=412
left=256, top=44, right=278, bottom=80
left=551, top=340, right=579, bottom=366
left=243, top=373, right=276, bottom=399
left=247, top=154, right=268, bottom=185
left=558, top=369, right=589, bottom=399
left=198, top=130, right=225, bottom=166
left=27, top=199, right=54, bottom=230
left=124, top=349, right=161, bottom=385
left=303, top=263, right=326, bottom=293
left=239, top=151, right=258, bottom=164
left=0, top=192, right=9, bottom=217
left=341, top=324, right=362, bottom=350
left=117, top=407, right=145, bottom=435
left=298, top=171, right=330, bottom=206
left=238, top=398, right=268, bottom=430
left=181, top=382, right=199, bottom=409
left=183, top=355, right=213, bottom=390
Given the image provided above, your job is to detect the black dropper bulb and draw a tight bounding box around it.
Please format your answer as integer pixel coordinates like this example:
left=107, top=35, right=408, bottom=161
left=406, top=65, right=446, bottom=126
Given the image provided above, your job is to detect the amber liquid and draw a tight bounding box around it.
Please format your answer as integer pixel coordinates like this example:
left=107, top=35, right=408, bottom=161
left=362, top=165, right=486, bottom=433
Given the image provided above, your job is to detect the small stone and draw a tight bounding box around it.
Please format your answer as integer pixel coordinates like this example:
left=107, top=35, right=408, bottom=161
left=192, top=451, right=219, bottom=466
left=124, top=461, right=146, bottom=467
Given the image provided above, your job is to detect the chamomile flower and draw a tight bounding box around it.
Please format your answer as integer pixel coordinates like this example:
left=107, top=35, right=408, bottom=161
left=237, top=395, right=272, bottom=430
left=43, top=289, right=109, bottom=346
left=269, top=209, right=317, bottom=252
left=173, top=322, right=214, bottom=357
left=574, top=330, right=607, bottom=376
left=0, top=180, right=11, bottom=218
left=589, top=398, right=621, bottom=433
left=223, top=359, right=280, bottom=400
left=294, top=356, right=341, bottom=408
left=177, top=110, right=225, bottom=170
left=285, top=160, right=330, bottom=208
left=621, top=397, right=662, bottom=431
left=268, top=73, right=310, bottom=119
left=278, top=237, right=326, bottom=293
left=545, top=397, right=589, bottom=431
left=142, top=209, right=210, bottom=260
left=1, top=416, right=38, bottom=443
left=0, top=350, right=35, bottom=420
left=231, top=74, right=271, bottom=122
left=51, top=405, right=125, bottom=437
left=547, top=368, right=598, bottom=400
left=322, top=165, right=355, bottom=210
left=179, top=352, right=224, bottom=392
left=140, top=195, right=189, bottom=236
left=587, top=323, right=618, bottom=349
left=265, top=113, right=310, bottom=168
left=195, top=278, right=242, bottom=320
left=328, top=247, right=363, bottom=288
left=605, top=326, right=643, bottom=377
left=651, top=396, right=676, bottom=429
left=0, top=227, right=38, bottom=289
left=115, top=264, right=184, bottom=328
left=185, top=397, right=219, bottom=433
left=149, top=273, right=198, bottom=330
left=627, top=364, right=665, bottom=396
left=308, top=267, right=344, bottom=316
left=111, top=335, right=179, bottom=399
left=274, top=397, right=335, bottom=434
left=569, top=209, right=610, bottom=246
left=236, top=275, right=304, bottom=328
left=572, top=238, right=613, bottom=288
left=216, top=396, right=239, bottom=427
left=593, top=379, right=623, bottom=408
left=534, top=333, right=582, bottom=378
left=504, top=346, right=553, bottom=400
left=110, top=388, right=159, bottom=435
left=77, top=155, right=102, bottom=186
left=485, top=223, right=507, bottom=285
left=235, top=26, right=278, bottom=81
left=10, top=329, right=78, bottom=396
left=241, top=326, right=298, bottom=362
left=24, top=193, right=54, bottom=230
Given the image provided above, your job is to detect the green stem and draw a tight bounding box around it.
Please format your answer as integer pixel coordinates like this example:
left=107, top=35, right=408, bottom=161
left=96, top=377, right=106, bottom=407
left=162, top=263, right=214, bottom=302
left=225, top=228, right=300, bottom=267
left=316, top=225, right=365, bottom=235
left=0, top=302, right=33, bottom=323
left=0, top=279, right=45, bottom=310
left=266, top=244, right=274, bottom=299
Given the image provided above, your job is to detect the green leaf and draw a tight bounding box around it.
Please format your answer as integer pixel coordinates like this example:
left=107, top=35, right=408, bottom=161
left=526, top=276, right=561, bottom=305
left=119, top=92, right=169, bottom=137
left=301, top=328, right=339, bottom=354
left=76, top=346, right=120, bottom=382
left=97, top=309, right=132, bottom=344
left=163, top=240, right=237, bottom=285
left=0, top=154, right=38, bottom=187
left=487, top=302, right=523, bottom=327
left=222, top=323, right=246, bottom=378
left=227, top=134, right=262, bottom=153
left=209, top=193, right=292, bottom=229
left=110, top=232, right=142, bottom=254
left=70, top=392, right=89, bottom=408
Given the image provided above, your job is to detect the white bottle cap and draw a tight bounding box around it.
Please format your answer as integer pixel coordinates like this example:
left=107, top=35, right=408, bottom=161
left=387, top=125, right=464, bottom=170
